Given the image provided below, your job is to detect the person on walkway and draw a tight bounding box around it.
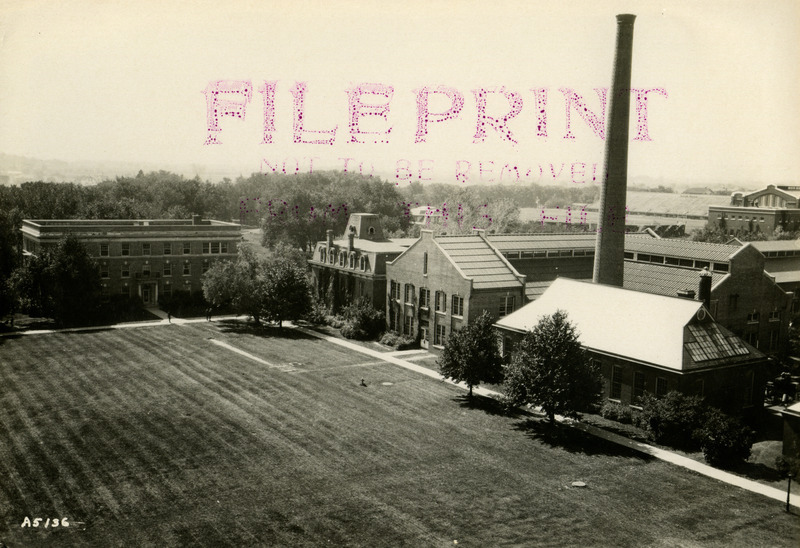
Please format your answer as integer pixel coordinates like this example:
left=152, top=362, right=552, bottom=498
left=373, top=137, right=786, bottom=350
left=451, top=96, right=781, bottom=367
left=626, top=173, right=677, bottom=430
left=167, top=310, right=171, bottom=323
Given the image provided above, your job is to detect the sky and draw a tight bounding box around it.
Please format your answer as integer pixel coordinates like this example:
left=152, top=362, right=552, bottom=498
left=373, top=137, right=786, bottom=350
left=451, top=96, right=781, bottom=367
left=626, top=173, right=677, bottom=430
left=0, top=0, right=797, bottom=186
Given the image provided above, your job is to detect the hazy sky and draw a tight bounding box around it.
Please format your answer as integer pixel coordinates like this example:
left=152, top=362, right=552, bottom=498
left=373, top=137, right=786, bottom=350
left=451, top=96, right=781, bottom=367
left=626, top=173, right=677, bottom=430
left=0, top=0, right=797, bottom=186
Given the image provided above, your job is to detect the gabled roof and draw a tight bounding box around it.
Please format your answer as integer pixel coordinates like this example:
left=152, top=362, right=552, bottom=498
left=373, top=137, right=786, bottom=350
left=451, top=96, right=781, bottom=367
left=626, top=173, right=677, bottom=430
left=495, top=278, right=762, bottom=371
left=435, top=234, right=524, bottom=290
left=624, top=261, right=727, bottom=298
left=750, top=240, right=800, bottom=253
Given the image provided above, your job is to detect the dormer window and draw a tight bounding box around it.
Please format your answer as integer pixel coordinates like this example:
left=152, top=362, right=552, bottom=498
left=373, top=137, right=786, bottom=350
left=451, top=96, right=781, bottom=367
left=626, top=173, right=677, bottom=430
left=320, top=248, right=327, bottom=262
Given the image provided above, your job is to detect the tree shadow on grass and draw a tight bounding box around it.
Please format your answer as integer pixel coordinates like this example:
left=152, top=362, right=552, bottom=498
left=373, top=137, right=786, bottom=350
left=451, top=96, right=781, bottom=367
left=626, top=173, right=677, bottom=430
left=513, top=417, right=653, bottom=460
left=453, top=393, right=523, bottom=418
left=721, top=460, right=784, bottom=482
left=214, top=319, right=317, bottom=340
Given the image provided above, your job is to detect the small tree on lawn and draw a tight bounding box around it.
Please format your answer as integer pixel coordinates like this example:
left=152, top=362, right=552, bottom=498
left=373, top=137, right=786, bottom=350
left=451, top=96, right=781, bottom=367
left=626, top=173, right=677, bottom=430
left=503, top=310, right=602, bottom=425
left=437, top=310, right=503, bottom=397
left=261, top=258, right=311, bottom=327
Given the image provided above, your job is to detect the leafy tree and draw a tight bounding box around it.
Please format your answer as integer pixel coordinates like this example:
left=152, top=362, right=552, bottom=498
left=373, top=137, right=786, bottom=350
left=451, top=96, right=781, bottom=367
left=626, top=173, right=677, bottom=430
left=438, top=310, right=504, bottom=397
left=261, top=258, right=312, bottom=327
left=636, top=391, right=708, bottom=450
left=12, top=235, right=101, bottom=326
left=502, top=310, right=602, bottom=424
left=202, top=246, right=266, bottom=323
left=340, top=298, right=385, bottom=340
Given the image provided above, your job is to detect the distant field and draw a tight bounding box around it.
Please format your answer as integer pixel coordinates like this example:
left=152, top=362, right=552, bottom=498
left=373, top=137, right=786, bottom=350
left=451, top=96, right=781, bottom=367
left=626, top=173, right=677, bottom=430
left=0, top=322, right=797, bottom=547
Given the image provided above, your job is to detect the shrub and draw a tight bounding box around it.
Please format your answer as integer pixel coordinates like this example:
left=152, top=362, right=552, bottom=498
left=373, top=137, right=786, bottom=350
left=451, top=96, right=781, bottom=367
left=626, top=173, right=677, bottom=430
left=694, top=408, right=755, bottom=468
left=638, top=391, right=707, bottom=450
left=379, top=332, right=416, bottom=350
left=775, top=455, right=800, bottom=478
left=302, top=299, right=329, bottom=325
left=340, top=299, right=385, bottom=340
left=600, top=400, right=633, bottom=424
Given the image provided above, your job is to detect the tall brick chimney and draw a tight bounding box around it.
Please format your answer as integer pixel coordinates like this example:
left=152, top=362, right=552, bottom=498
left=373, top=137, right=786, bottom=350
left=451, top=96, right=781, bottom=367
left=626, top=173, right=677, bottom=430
left=699, top=267, right=712, bottom=311
left=593, top=14, right=636, bottom=287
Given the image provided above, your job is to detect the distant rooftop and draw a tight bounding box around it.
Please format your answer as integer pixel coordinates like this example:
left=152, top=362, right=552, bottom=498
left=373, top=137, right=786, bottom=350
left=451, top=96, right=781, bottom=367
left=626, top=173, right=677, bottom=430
left=435, top=234, right=524, bottom=290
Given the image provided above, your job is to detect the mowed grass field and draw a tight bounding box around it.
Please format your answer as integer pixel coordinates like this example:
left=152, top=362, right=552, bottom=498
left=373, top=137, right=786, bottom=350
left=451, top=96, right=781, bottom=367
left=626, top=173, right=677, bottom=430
left=0, top=322, right=798, bottom=547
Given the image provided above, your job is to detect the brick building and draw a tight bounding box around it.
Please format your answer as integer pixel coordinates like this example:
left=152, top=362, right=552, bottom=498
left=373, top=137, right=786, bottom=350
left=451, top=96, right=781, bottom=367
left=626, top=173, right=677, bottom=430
left=385, top=230, right=526, bottom=351
left=495, top=278, right=768, bottom=416
left=708, top=185, right=800, bottom=234
left=487, top=233, right=793, bottom=353
left=21, top=216, right=241, bottom=305
left=750, top=239, right=800, bottom=314
left=308, top=213, right=414, bottom=312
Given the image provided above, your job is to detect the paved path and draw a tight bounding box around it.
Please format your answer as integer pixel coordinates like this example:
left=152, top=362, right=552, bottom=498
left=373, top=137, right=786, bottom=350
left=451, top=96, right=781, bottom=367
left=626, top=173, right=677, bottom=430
left=292, top=323, right=800, bottom=509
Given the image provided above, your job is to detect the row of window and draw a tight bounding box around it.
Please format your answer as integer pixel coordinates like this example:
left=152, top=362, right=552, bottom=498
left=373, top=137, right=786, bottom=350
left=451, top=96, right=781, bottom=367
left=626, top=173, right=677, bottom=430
left=623, top=252, right=729, bottom=272
left=389, top=281, right=516, bottom=319
left=99, top=241, right=230, bottom=257
left=609, top=366, right=668, bottom=401
left=102, top=280, right=193, bottom=301
left=100, top=262, right=209, bottom=278
left=717, top=214, right=766, bottom=222
left=318, top=247, right=370, bottom=271
left=503, top=249, right=596, bottom=260
left=389, top=311, right=448, bottom=347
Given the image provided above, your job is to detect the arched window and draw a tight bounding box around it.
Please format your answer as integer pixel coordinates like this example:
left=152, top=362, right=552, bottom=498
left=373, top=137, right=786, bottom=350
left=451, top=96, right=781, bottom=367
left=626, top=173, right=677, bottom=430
left=320, top=248, right=327, bottom=262
left=339, top=252, right=345, bottom=267
left=423, top=252, right=428, bottom=275
left=349, top=253, right=356, bottom=268
left=359, top=256, right=366, bottom=271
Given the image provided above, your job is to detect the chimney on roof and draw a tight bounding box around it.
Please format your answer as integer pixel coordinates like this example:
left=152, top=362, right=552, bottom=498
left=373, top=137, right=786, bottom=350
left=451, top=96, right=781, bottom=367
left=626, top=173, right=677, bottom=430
left=699, top=267, right=712, bottom=311
left=192, top=214, right=201, bottom=225
left=593, top=14, right=636, bottom=287
left=326, top=229, right=334, bottom=248
left=677, top=289, right=696, bottom=300
left=348, top=226, right=355, bottom=252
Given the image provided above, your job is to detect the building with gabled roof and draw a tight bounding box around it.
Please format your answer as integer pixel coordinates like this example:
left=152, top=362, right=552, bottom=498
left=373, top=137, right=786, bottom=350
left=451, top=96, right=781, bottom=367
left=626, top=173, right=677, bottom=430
left=494, top=278, right=768, bottom=415
left=385, top=229, right=525, bottom=351
left=308, top=213, right=415, bottom=312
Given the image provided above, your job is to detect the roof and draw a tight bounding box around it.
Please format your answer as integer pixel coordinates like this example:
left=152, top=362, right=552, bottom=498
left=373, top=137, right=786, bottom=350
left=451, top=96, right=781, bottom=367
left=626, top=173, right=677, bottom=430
left=488, top=233, right=596, bottom=252
left=750, top=240, right=800, bottom=253
left=624, top=261, right=727, bottom=298
left=331, top=237, right=415, bottom=254
left=435, top=235, right=524, bottom=290
left=588, top=191, right=730, bottom=217
left=495, top=278, right=761, bottom=371
left=625, top=234, right=739, bottom=263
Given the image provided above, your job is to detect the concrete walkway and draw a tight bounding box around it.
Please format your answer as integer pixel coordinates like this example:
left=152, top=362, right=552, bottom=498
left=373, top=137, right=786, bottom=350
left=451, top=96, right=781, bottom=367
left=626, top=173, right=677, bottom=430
left=291, top=323, right=800, bottom=509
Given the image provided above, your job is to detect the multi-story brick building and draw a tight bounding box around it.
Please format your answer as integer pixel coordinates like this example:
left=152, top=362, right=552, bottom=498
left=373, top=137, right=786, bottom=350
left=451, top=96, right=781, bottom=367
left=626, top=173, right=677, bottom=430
left=487, top=233, right=793, bottom=353
left=385, top=230, right=526, bottom=351
left=308, top=213, right=415, bottom=312
left=708, top=185, right=800, bottom=234
left=21, top=216, right=241, bottom=305
left=495, top=278, right=768, bottom=417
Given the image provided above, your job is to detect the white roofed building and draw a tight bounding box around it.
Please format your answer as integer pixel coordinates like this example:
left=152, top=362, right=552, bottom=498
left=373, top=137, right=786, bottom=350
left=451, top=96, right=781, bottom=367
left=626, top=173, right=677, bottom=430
left=494, top=278, right=769, bottom=416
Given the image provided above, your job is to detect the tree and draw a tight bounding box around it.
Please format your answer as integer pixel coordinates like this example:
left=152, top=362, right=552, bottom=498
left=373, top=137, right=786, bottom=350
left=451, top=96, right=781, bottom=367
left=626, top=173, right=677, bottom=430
left=12, top=235, right=102, bottom=326
left=694, top=407, right=754, bottom=468
left=261, top=258, right=312, bottom=327
left=438, top=310, right=504, bottom=397
left=202, top=246, right=266, bottom=323
left=502, top=310, right=602, bottom=424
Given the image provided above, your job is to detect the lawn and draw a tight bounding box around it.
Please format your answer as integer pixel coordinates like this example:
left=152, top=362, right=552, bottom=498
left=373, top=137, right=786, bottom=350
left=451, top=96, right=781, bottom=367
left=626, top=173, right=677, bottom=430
left=0, top=322, right=797, bottom=547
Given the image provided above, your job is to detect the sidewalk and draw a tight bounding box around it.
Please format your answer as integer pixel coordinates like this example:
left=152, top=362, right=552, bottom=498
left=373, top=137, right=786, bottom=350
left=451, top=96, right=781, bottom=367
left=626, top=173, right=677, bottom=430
left=291, top=323, right=800, bottom=509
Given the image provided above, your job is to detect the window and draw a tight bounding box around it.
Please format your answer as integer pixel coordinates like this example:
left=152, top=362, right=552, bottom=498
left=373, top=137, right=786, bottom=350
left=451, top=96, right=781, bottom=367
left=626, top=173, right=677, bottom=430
left=745, top=331, right=759, bottom=347
left=163, top=263, right=171, bottom=277
left=499, top=295, right=515, bottom=317
left=339, top=253, right=345, bottom=267
left=100, top=265, right=109, bottom=278
left=121, top=264, right=130, bottom=278
left=142, top=243, right=151, bottom=256
left=390, top=281, right=401, bottom=301
left=713, top=262, right=728, bottom=272
left=769, top=310, right=780, bottom=322
left=121, top=243, right=130, bottom=256
left=434, top=324, right=446, bottom=346
left=451, top=295, right=464, bottom=316
left=142, top=264, right=150, bottom=277
left=769, top=330, right=779, bottom=351
left=633, top=371, right=645, bottom=401
left=678, top=258, right=693, bottom=267
left=624, top=252, right=634, bottom=260
left=100, top=285, right=109, bottom=302
left=419, top=288, right=430, bottom=308
left=163, top=243, right=171, bottom=255
left=533, top=251, right=546, bottom=258
left=329, top=250, right=335, bottom=264
left=423, top=252, right=428, bottom=275
left=359, top=256, right=366, bottom=271
left=203, top=242, right=210, bottom=254
left=695, top=260, right=710, bottom=269
left=404, top=315, right=414, bottom=336
left=100, top=244, right=109, bottom=257
left=405, top=284, right=414, bottom=304
left=211, top=242, right=220, bottom=254
left=163, top=283, right=171, bottom=298
left=221, top=242, right=228, bottom=253
left=120, top=285, right=129, bottom=297
left=610, top=366, right=623, bottom=400
left=728, top=294, right=739, bottom=311
left=183, top=262, right=191, bottom=276
left=655, top=377, right=668, bottom=398
left=349, top=253, right=355, bottom=269
left=435, top=291, right=446, bottom=312
left=389, top=308, right=400, bottom=332
left=183, top=242, right=191, bottom=254
left=501, top=336, right=514, bottom=358
left=202, top=261, right=210, bottom=274
left=747, top=311, right=760, bottom=323
left=320, top=248, right=326, bottom=262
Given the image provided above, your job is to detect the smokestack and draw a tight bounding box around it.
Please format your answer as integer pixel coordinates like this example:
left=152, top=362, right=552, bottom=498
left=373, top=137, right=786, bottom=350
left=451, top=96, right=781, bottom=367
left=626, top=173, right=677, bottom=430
left=699, top=267, right=712, bottom=311
left=593, top=14, right=636, bottom=287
